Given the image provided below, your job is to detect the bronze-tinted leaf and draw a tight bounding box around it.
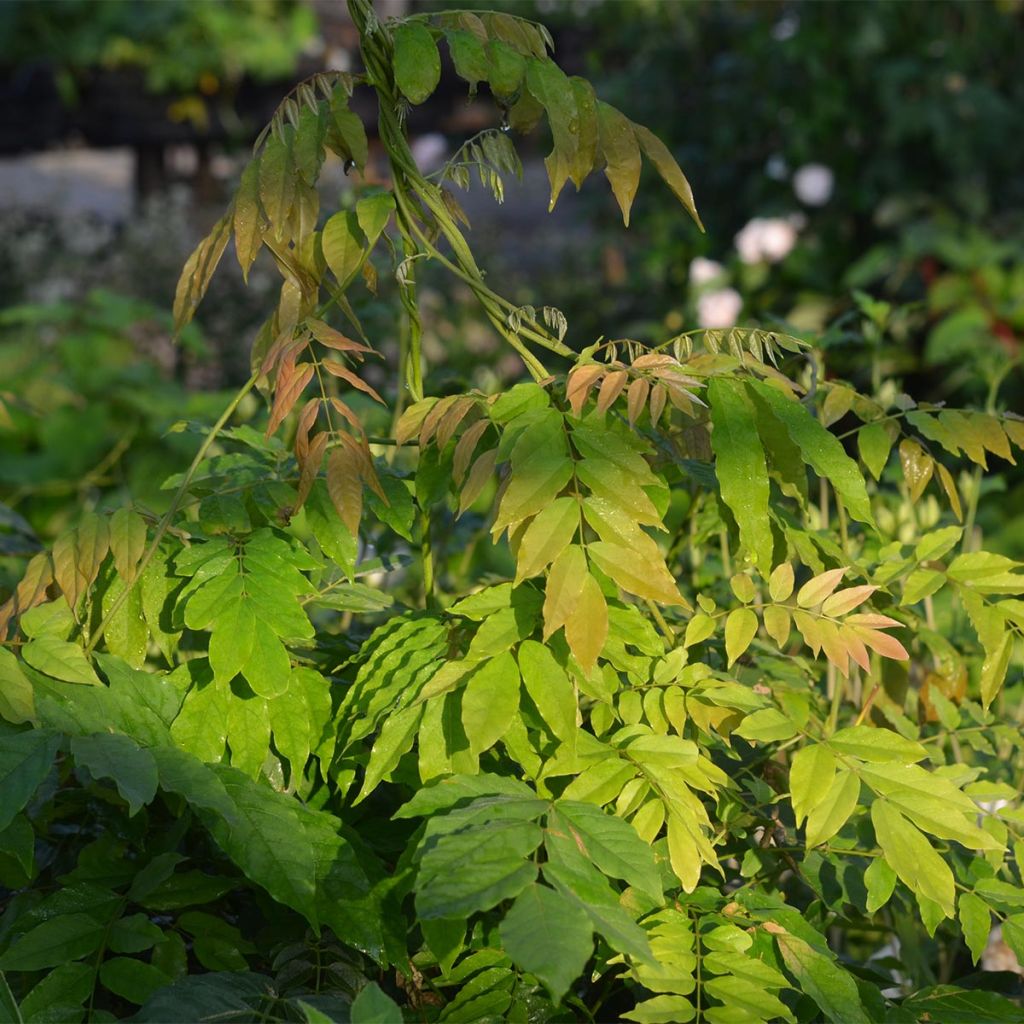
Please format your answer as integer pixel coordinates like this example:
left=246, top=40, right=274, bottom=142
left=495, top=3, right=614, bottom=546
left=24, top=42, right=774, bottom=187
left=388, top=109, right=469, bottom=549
left=267, top=359, right=315, bottom=439
left=395, top=398, right=438, bottom=446
left=307, top=318, right=377, bottom=357
left=822, top=585, right=878, bottom=618
left=0, top=552, right=53, bottom=638
left=173, top=213, right=232, bottom=333
left=453, top=419, right=491, bottom=485
left=458, top=448, right=498, bottom=515
left=296, top=430, right=329, bottom=510
left=321, top=360, right=385, bottom=405
left=626, top=378, right=650, bottom=427
left=850, top=625, right=909, bottom=662
left=567, top=365, right=604, bottom=417
left=596, top=369, right=628, bottom=414
left=326, top=445, right=363, bottom=537
left=648, top=384, right=668, bottom=426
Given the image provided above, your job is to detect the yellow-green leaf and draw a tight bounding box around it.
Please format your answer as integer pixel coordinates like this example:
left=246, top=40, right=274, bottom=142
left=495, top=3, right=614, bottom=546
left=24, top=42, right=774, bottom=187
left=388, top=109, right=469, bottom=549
left=768, top=563, right=795, bottom=602
left=871, top=799, right=955, bottom=917
left=514, top=497, right=580, bottom=584
left=724, top=608, right=758, bottom=667
left=565, top=573, right=608, bottom=673
left=789, top=745, right=837, bottom=826
left=543, top=545, right=587, bottom=640
left=805, top=770, right=860, bottom=848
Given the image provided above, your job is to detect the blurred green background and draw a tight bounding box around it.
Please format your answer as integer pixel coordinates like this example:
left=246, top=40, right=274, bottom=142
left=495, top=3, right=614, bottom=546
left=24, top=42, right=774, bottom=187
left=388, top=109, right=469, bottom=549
left=1, top=0, right=1023, bottom=562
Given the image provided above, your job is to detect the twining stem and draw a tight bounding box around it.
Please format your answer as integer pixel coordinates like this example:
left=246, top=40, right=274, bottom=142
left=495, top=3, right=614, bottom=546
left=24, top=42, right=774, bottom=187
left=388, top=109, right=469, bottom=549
left=85, top=371, right=259, bottom=654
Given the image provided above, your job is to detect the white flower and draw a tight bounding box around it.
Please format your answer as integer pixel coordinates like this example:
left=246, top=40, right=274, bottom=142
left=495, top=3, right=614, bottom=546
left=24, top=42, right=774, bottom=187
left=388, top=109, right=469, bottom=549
left=793, top=163, right=835, bottom=206
left=697, top=287, right=742, bottom=329
left=689, top=257, right=724, bottom=286
left=734, top=217, right=799, bottom=265
left=411, top=133, right=448, bottom=173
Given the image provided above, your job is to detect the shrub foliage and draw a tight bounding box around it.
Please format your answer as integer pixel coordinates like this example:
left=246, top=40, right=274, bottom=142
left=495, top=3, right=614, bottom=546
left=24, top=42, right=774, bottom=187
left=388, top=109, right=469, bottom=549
left=1, top=3, right=1023, bottom=1021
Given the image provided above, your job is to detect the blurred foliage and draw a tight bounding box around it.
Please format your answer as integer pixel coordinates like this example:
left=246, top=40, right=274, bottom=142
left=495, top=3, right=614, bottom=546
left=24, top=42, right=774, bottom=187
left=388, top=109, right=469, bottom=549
left=0, top=0, right=316, bottom=99
left=0, top=290, right=233, bottom=543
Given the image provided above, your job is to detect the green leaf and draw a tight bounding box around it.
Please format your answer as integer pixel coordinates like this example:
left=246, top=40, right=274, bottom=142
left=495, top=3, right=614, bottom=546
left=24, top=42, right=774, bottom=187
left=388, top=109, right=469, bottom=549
left=499, top=883, right=593, bottom=1002
left=597, top=101, right=641, bottom=225
left=99, top=957, right=172, bottom=1005
left=789, top=744, right=837, bottom=826
left=351, top=982, right=402, bottom=1024
left=724, top=608, right=759, bottom=668
left=494, top=417, right=573, bottom=534
left=901, top=986, right=1023, bottom=1024
left=397, top=773, right=538, bottom=818
left=356, top=192, right=395, bottom=248
left=21, top=637, right=100, bottom=685
left=980, top=632, right=1013, bottom=710
left=525, top=58, right=578, bottom=209
left=857, top=421, right=894, bottom=480
left=416, top=815, right=542, bottom=920
left=447, top=29, right=489, bottom=91
left=259, top=125, right=296, bottom=233
left=959, top=892, right=992, bottom=964
left=485, top=38, right=526, bottom=99
left=733, top=707, right=798, bottom=743
left=322, top=210, right=366, bottom=289
left=461, top=652, right=521, bottom=756
left=1002, top=914, right=1024, bottom=964
left=552, top=801, right=662, bottom=902
left=393, top=22, right=441, bottom=105
left=632, top=122, right=702, bottom=229
left=702, top=975, right=795, bottom=1023
left=518, top=640, right=577, bottom=743
left=17, top=962, right=92, bottom=1021
left=0, top=913, right=105, bottom=971
left=827, top=725, right=927, bottom=763
left=0, top=648, right=35, bottom=725
left=0, top=970, right=21, bottom=1024
left=775, top=932, right=871, bottom=1024
left=0, top=730, right=61, bottom=832
left=748, top=381, right=874, bottom=526
left=109, top=914, right=165, bottom=955
left=71, top=733, right=158, bottom=816
left=709, top=380, right=773, bottom=574
left=871, top=799, right=955, bottom=917
left=541, top=850, right=653, bottom=963
left=242, top=621, right=292, bottom=699
left=864, top=856, right=897, bottom=913
left=804, top=770, right=860, bottom=848
left=514, top=496, right=579, bottom=584
left=622, top=996, right=696, bottom=1023
left=356, top=704, right=423, bottom=803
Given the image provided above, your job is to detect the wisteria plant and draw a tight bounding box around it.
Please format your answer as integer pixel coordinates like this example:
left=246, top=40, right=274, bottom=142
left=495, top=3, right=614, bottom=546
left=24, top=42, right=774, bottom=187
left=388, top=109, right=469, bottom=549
left=1, top=3, right=1023, bottom=1022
